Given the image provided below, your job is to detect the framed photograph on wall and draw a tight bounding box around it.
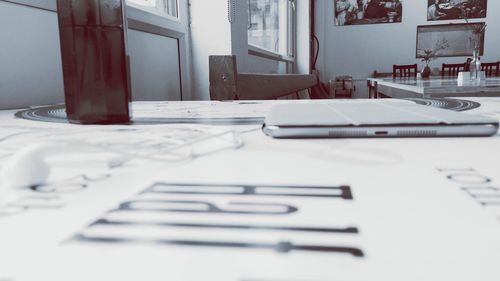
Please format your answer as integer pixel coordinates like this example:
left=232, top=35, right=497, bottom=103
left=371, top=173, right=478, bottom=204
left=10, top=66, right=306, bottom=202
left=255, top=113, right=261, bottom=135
left=416, top=23, right=485, bottom=58
left=334, top=0, right=403, bottom=26
left=427, top=0, right=487, bottom=21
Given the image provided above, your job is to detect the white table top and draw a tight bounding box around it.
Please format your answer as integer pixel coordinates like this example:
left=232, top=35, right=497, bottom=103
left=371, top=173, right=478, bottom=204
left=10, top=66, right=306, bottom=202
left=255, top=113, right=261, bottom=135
left=370, top=77, right=500, bottom=98
left=1, top=99, right=500, bottom=281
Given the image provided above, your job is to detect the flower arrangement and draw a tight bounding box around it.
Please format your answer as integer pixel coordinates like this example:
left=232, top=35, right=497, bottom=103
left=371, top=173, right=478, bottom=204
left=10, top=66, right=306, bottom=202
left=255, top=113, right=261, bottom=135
left=419, top=38, right=449, bottom=78
left=460, top=8, right=487, bottom=52
left=469, top=24, right=486, bottom=52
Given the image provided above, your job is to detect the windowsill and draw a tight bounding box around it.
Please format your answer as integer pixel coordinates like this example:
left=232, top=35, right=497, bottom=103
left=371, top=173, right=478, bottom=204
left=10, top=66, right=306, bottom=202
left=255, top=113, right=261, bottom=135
left=248, top=44, right=294, bottom=63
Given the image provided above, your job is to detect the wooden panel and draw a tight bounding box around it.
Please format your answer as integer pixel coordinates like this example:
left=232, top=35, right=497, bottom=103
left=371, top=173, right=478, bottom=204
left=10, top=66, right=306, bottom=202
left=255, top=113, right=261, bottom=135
left=209, top=56, right=237, bottom=100
left=209, top=55, right=317, bottom=100
left=237, top=74, right=317, bottom=100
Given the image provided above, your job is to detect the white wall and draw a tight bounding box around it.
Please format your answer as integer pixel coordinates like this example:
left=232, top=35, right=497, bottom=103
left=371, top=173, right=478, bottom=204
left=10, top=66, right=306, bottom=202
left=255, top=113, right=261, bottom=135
left=189, top=0, right=232, bottom=101
left=189, top=0, right=310, bottom=100
left=315, top=0, right=500, bottom=98
left=296, top=0, right=312, bottom=76
left=0, top=1, right=182, bottom=109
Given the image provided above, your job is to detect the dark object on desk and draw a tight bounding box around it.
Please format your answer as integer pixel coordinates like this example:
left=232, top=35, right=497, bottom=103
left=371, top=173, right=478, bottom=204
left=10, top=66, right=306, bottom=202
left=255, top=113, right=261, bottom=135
left=481, top=61, right=500, bottom=77
left=57, top=0, right=132, bottom=124
left=209, top=56, right=317, bottom=100
left=442, top=63, right=466, bottom=78
left=393, top=64, right=418, bottom=78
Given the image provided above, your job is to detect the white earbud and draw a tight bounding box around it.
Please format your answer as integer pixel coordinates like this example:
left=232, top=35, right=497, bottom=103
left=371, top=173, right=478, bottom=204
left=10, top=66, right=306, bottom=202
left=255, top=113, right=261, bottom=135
left=0, top=143, right=56, bottom=189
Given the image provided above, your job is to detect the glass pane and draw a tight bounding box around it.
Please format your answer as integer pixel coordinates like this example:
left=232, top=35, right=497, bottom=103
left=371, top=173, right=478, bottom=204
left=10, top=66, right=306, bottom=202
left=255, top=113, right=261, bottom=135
left=127, top=0, right=156, bottom=8
left=248, top=0, right=289, bottom=55
left=126, top=0, right=178, bottom=18
left=164, top=0, right=178, bottom=17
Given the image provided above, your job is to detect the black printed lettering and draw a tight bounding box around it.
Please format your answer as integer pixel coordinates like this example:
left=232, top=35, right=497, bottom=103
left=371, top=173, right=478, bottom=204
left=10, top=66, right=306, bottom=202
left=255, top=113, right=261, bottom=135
left=437, top=168, right=500, bottom=216
left=91, top=219, right=359, bottom=234
left=462, top=186, right=500, bottom=199
left=72, top=183, right=364, bottom=256
left=447, top=173, right=491, bottom=185
left=118, top=200, right=298, bottom=215
left=144, top=183, right=353, bottom=200
left=74, top=234, right=364, bottom=257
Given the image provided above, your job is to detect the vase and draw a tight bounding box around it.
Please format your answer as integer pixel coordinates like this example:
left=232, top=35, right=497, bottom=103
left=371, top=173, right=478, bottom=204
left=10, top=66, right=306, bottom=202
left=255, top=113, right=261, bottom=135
left=470, top=50, right=481, bottom=81
left=421, top=62, right=431, bottom=79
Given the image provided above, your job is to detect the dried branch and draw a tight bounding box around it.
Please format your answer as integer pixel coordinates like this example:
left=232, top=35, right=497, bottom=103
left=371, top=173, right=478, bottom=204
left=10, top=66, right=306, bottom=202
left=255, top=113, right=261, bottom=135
left=460, top=7, right=486, bottom=51
left=421, top=38, right=449, bottom=62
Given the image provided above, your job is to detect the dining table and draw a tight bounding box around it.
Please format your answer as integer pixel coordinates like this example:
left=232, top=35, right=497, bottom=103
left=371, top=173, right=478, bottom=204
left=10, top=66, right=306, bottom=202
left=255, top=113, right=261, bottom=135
left=367, top=76, right=500, bottom=99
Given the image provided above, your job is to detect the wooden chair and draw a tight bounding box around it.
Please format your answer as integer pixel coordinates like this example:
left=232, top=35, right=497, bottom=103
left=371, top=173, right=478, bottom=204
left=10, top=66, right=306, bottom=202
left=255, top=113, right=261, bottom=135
left=442, top=63, right=466, bottom=78
left=367, top=71, right=391, bottom=99
left=209, top=56, right=317, bottom=100
left=393, top=64, right=418, bottom=78
left=481, top=61, right=500, bottom=77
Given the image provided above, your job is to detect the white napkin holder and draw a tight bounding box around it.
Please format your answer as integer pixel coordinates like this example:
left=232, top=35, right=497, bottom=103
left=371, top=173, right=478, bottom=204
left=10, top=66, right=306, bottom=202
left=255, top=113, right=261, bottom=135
left=457, top=71, right=486, bottom=85
left=457, top=72, right=470, bottom=83
left=479, top=71, right=486, bottom=80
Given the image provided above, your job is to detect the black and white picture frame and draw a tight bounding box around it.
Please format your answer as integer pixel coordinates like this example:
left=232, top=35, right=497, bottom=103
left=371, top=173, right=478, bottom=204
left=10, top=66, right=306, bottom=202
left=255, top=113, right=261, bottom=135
left=427, top=0, right=487, bottom=21
left=334, top=0, right=403, bottom=26
left=416, top=23, right=485, bottom=58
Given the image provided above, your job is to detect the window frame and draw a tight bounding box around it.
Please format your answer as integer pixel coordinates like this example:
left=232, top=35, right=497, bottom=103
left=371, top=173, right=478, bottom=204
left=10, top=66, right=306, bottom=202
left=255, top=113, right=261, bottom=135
left=3, top=0, right=191, bottom=100
left=126, top=3, right=191, bottom=100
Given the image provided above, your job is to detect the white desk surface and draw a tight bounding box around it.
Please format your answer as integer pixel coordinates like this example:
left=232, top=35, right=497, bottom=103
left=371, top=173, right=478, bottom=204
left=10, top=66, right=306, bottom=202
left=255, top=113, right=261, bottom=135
left=1, top=99, right=500, bottom=281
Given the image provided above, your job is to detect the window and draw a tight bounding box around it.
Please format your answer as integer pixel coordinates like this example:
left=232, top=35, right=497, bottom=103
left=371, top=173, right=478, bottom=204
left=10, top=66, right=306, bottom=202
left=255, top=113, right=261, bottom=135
left=127, top=0, right=178, bottom=18
left=125, top=0, right=191, bottom=99
left=248, top=0, right=295, bottom=57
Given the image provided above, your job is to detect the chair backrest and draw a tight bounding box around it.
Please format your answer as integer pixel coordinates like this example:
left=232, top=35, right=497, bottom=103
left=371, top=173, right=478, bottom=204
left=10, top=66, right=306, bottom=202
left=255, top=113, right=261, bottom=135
left=372, top=70, right=392, bottom=78
left=481, top=61, right=500, bottom=77
left=393, top=64, right=418, bottom=78
left=442, top=63, right=466, bottom=78
left=209, top=55, right=317, bottom=100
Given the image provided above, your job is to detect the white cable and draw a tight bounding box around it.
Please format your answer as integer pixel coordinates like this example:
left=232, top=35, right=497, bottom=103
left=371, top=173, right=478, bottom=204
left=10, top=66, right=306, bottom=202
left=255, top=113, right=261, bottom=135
left=0, top=126, right=244, bottom=191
